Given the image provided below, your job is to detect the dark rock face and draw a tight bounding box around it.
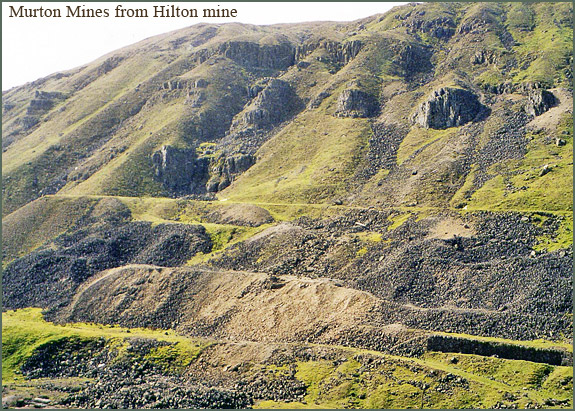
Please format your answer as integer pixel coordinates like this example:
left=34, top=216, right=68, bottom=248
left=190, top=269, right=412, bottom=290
left=308, top=91, right=330, bottom=109
left=18, top=115, right=39, bottom=131
left=412, top=87, right=484, bottom=129
left=26, top=91, right=66, bottom=115
left=295, top=40, right=363, bottom=66
left=27, top=99, right=54, bottom=114
left=471, top=49, right=498, bottom=65
left=395, top=9, right=456, bottom=40
left=393, top=43, right=433, bottom=78
left=2, top=222, right=212, bottom=310
left=217, top=41, right=295, bottom=70
left=151, top=145, right=209, bottom=193
left=232, top=78, right=300, bottom=132
left=206, top=154, right=255, bottom=192
left=525, top=89, right=556, bottom=116
left=335, top=89, right=379, bottom=118
left=426, top=335, right=572, bottom=366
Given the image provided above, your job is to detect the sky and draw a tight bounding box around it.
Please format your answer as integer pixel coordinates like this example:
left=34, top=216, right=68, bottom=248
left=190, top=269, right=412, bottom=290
left=2, top=1, right=407, bottom=90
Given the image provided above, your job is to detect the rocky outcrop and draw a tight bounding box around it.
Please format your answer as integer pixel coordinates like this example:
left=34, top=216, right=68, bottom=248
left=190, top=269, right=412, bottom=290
left=295, top=40, right=363, bottom=65
left=206, top=153, right=255, bottom=192
left=393, top=43, right=433, bottom=78
left=151, top=145, right=208, bottom=193
left=161, top=78, right=209, bottom=91
left=217, top=41, right=295, bottom=70
left=308, top=91, right=330, bottom=109
left=470, top=49, right=498, bottom=65
left=394, top=7, right=456, bottom=40
left=412, top=87, right=484, bottom=129
left=17, top=115, right=39, bottom=131
left=231, top=78, right=300, bottom=132
left=187, top=90, right=206, bottom=107
left=26, top=90, right=66, bottom=115
left=525, top=89, right=556, bottom=116
left=335, top=88, right=378, bottom=118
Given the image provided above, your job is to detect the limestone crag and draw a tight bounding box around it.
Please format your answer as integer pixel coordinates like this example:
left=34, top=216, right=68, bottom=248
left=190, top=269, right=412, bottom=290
left=151, top=145, right=208, bottom=193
left=393, top=43, right=433, bottom=78
left=217, top=41, right=295, bottom=70
left=335, top=88, right=378, bottom=118
left=206, top=154, right=255, bottom=192
left=231, top=78, right=300, bottom=132
left=412, top=87, right=484, bottom=129
left=394, top=7, right=456, bottom=40
left=525, top=88, right=556, bottom=116
left=294, top=40, right=363, bottom=66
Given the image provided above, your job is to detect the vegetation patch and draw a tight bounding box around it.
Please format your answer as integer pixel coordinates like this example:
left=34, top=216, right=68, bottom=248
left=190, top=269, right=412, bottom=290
left=2, top=308, right=209, bottom=384
left=387, top=212, right=413, bottom=230
left=397, top=127, right=456, bottom=166
left=466, top=114, right=573, bottom=214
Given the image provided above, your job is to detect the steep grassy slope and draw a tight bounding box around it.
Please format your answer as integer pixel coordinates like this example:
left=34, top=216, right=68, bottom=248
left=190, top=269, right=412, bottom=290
left=2, top=2, right=573, bottom=409
left=3, top=3, right=572, bottom=214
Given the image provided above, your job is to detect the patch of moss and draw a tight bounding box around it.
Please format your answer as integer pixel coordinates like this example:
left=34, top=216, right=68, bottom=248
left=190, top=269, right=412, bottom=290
left=356, top=247, right=368, bottom=257
left=387, top=212, right=413, bottom=230
left=145, top=343, right=200, bottom=374
left=295, top=361, right=336, bottom=404
left=535, top=215, right=573, bottom=252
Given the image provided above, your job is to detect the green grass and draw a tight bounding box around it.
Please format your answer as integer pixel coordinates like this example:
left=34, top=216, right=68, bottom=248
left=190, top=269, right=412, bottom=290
left=397, top=127, right=457, bottom=166
left=223, top=109, right=371, bottom=204
left=509, top=4, right=573, bottom=88
left=256, top=345, right=573, bottom=409
left=475, top=69, right=505, bottom=89
left=535, top=215, right=573, bottom=252
left=4, top=309, right=573, bottom=409
left=387, top=212, right=413, bottom=230
left=355, top=231, right=383, bottom=243
left=2, top=308, right=210, bottom=383
left=464, top=114, right=573, bottom=215
left=423, top=352, right=573, bottom=405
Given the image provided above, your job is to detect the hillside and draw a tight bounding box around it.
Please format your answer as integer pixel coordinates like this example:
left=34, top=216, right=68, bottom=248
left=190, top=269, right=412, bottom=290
left=2, top=2, right=573, bottom=409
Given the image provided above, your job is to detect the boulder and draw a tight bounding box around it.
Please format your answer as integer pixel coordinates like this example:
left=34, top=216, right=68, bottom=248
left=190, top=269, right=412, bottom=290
left=308, top=91, right=330, bottom=109
left=525, top=89, right=556, bottom=117
left=412, top=87, right=484, bottom=129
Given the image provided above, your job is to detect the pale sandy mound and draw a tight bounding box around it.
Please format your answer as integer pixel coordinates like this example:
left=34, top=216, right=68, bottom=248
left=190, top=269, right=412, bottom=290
left=57, top=264, right=392, bottom=344
left=205, top=203, right=274, bottom=227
